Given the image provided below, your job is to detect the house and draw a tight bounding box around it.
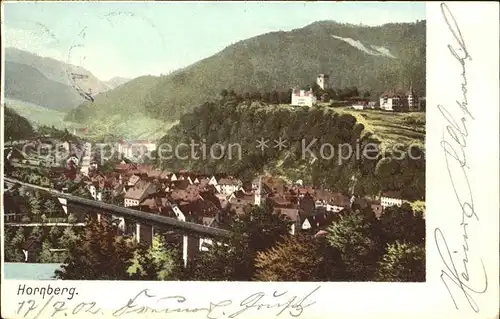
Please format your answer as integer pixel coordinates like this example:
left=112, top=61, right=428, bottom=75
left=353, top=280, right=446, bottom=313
left=351, top=99, right=369, bottom=110
left=370, top=201, right=384, bottom=218
left=112, top=183, right=125, bottom=197
left=89, top=160, right=98, bottom=170
left=66, top=155, right=79, bottom=166
left=380, top=191, right=403, bottom=209
left=314, top=190, right=350, bottom=213
left=88, top=185, right=102, bottom=201
left=208, top=176, right=218, bottom=186
left=214, top=193, right=230, bottom=210
left=216, top=177, right=243, bottom=195
left=124, top=180, right=157, bottom=207
left=139, top=196, right=169, bottom=214
left=277, top=207, right=300, bottom=234
left=295, top=186, right=315, bottom=198
left=228, top=191, right=255, bottom=216
left=291, top=89, right=317, bottom=107
left=379, top=84, right=419, bottom=112
left=128, top=175, right=141, bottom=187
left=117, top=140, right=156, bottom=160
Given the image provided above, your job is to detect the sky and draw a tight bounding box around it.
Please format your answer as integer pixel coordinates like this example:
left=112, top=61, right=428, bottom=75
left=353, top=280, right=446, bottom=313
left=2, top=1, right=425, bottom=80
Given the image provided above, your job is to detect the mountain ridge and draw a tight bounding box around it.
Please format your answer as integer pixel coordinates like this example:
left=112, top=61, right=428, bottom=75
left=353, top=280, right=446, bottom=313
left=5, top=61, right=87, bottom=111
left=67, top=20, right=425, bottom=125
left=5, top=47, right=111, bottom=94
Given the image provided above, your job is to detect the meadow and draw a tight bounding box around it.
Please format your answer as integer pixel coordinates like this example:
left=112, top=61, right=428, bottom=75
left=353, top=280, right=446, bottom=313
left=333, top=106, right=425, bottom=148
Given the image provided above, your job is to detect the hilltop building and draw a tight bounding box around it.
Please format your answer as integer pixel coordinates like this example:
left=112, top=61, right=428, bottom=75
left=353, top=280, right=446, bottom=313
left=291, top=89, right=317, bottom=107
left=379, top=84, right=420, bottom=112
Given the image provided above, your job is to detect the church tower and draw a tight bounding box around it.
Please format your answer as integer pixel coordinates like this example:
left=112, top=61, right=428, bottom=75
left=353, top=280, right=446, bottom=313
left=407, top=82, right=418, bottom=111
left=254, top=176, right=265, bottom=207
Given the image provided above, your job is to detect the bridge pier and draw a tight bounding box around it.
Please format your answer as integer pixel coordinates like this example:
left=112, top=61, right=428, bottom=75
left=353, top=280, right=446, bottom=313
left=184, top=235, right=199, bottom=268
left=115, top=216, right=125, bottom=233
left=5, top=178, right=233, bottom=270
left=135, top=223, right=154, bottom=247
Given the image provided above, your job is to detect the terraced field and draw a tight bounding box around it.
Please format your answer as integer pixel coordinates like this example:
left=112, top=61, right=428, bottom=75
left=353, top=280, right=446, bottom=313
left=334, top=106, right=425, bottom=148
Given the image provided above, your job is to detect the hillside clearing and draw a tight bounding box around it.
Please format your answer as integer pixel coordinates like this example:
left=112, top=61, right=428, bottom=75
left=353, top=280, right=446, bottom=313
left=333, top=106, right=425, bottom=148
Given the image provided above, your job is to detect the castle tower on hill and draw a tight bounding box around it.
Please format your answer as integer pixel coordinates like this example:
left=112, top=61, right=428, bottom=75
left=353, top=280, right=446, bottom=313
left=316, top=74, right=329, bottom=90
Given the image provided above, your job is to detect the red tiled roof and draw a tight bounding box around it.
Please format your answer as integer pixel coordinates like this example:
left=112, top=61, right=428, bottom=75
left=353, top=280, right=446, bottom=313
left=314, top=230, right=328, bottom=238
left=128, top=175, right=141, bottom=185
left=296, top=186, right=315, bottom=195
left=125, top=180, right=155, bottom=200
left=218, top=177, right=242, bottom=186
left=371, top=203, right=384, bottom=218
left=115, top=163, right=137, bottom=171
left=277, top=208, right=299, bottom=221
left=160, top=170, right=172, bottom=179
left=268, top=196, right=293, bottom=208
left=171, top=179, right=190, bottom=190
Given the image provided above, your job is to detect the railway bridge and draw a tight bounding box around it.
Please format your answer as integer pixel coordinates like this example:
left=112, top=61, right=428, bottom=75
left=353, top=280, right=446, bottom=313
left=3, top=177, right=232, bottom=266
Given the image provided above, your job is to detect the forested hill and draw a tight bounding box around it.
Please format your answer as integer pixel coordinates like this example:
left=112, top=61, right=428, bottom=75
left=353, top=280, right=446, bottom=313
left=156, top=99, right=425, bottom=200
left=4, top=107, right=36, bottom=141
left=68, top=20, right=425, bottom=124
left=5, top=62, right=85, bottom=111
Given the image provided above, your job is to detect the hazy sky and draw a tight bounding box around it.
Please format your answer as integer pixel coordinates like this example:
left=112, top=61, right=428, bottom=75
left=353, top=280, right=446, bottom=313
left=3, top=1, right=425, bottom=80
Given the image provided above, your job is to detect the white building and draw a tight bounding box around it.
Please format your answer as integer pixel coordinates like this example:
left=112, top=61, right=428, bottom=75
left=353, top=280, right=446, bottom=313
left=216, top=178, right=243, bottom=196
left=117, top=140, right=156, bottom=159
left=380, top=84, right=419, bottom=112
left=291, top=89, right=317, bottom=107
left=380, top=192, right=403, bottom=209
left=124, top=181, right=157, bottom=207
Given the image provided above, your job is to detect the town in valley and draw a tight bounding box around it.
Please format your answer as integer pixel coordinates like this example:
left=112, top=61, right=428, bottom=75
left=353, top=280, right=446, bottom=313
left=3, top=2, right=426, bottom=282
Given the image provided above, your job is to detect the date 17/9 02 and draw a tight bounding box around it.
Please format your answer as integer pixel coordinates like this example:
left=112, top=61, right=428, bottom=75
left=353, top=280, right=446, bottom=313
left=17, top=297, right=103, bottom=318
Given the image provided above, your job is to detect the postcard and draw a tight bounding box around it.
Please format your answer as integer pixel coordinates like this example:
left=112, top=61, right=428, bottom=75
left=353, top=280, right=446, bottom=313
left=1, top=1, right=498, bottom=318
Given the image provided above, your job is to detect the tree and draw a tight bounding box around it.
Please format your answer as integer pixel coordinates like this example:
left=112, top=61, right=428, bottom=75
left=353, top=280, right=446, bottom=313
left=270, top=91, right=280, bottom=104
left=55, top=217, right=137, bottom=280
left=376, top=241, right=425, bottom=282
left=58, top=226, right=80, bottom=260
left=379, top=203, right=425, bottom=245
left=250, top=91, right=262, bottom=101
left=30, top=226, right=44, bottom=241
left=28, top=193, right=43, bottom=217
left=4, top=228, right=25, bottom=262
left=38, top=240, right=56, bottom=263
left=44, top=199, right=60, bottom=218
left=326, top=209, right=383, bottom=280
left=127, top=234, right=176, bottom=280
left=254, top=233, right=338, bottom=281
left=183, top=203, right=291, bottom=281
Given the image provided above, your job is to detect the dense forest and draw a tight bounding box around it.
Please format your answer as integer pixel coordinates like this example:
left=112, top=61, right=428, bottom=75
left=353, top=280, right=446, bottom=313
left=156, top=98, right=425, bottom=200
left=4, top=106, right=36, bottom=141
left=24, top=201, right=423, bottom=282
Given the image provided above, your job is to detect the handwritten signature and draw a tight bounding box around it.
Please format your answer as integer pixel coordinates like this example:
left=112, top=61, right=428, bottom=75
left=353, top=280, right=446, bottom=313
left=434, top=3, right=488, bottom=313
left=16, top=286, right=320, bottom=318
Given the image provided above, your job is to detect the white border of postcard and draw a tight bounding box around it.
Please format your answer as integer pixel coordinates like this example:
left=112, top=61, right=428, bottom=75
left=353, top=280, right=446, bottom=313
left=1, top=2, right=499, bottom=319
